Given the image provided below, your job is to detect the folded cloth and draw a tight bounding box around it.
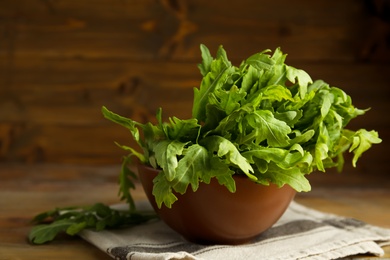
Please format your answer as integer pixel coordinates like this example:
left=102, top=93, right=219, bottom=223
left=80, top=201, right=390, bottom=260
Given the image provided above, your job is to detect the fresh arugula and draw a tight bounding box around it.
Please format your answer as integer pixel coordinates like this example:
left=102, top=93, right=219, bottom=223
left=102, top=44, right=382, bottom=209
left=29, top=203, right=157, bottom=245
left=30, top=44, right=381, bottom=244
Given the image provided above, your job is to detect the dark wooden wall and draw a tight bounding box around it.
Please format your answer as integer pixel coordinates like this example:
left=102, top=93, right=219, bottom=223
left=0, top=0, right=389, bottom=184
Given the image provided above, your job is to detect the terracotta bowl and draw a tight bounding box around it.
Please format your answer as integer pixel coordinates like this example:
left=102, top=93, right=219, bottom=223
left=137, top=164, right=296, bottom=245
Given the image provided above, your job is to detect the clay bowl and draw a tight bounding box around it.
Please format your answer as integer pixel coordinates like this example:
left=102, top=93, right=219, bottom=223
left=137, top=164, right=296, bottom=245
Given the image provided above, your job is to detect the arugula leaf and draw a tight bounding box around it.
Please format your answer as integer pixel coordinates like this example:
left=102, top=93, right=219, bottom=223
left=245, top=50, right=274, bottom=70
left=208, top=156, right=236, bottom=192
left=348, top=129, right=382, bottom=167
left=314, top=123, right=330, bottom=172
left=260, top=85, right=294, bottom=102
left=288, top=130, right=315, bottom=145
left=152, top=170, right=178, bottom=208
left=115, top=142, right=146, bottom=164
left=243, top=145, right=312, bottom=172
left=201, top=135, right=256, bottom=180
left=286, top=65, right=313, bottom=99
left=192, top=46, right=234, bottom=122
left=244, top=110, right=291, bottom=147
left=319, top=90, right=334, bottom=118
left=262, top=162, right=311, bottom=192
left=153, top=140, right=186, bottom=182
left=172, top=144, right=210, bottom=193
left=243, top=147, right=290, bottom=166
left=274, top=111, right=303, bottom=127
left=102, top=106, right=143, bottom=148
left=198, top=44, right=213, bottom=76
left=29, top=203, right=157, bottom=244
left=267, top=49, right=288, bottom=86
left=166, top=117, right=200, bottom=141
left=29, top=219, right=75, bottom=244
left=212, top=105, right=250, bottom=136
left=209, top=85, right=245, bottom=115
left=240, top=65, right=260, bottom=94
left=118, top=156, right=137, bottom=210
left=67, top=222, right=87, bottom=236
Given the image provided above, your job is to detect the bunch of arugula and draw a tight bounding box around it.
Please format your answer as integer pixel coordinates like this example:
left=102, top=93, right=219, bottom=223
left=102, top=44, right=381, bottom=209
left=29, top=44, right=381, bottom=244
left=29, top=203, right=157, bottom=244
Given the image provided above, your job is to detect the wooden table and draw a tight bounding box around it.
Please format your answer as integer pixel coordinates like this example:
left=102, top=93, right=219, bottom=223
left=1, top=163, right=389, bottom=259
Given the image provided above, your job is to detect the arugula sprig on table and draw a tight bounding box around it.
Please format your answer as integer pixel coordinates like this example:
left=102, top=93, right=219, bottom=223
left=29, top=157, right=153, bottom=245
left=29, top=203, right=157, bottom=245
left=102, top=44, right=381, bottom=210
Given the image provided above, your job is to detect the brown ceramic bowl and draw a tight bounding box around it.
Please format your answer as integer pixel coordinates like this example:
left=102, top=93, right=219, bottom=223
left=137, top=164, right=296, bottom=245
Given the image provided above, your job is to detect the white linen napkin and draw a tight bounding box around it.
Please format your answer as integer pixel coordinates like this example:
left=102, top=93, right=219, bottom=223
left=80, top=201, right=390, bottom=260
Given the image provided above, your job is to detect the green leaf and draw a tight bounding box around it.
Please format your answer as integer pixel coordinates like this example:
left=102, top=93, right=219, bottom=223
left=245, top=50, right=274, bottom=71
left=244, top=110, right=291, bottom=147
left=208, top=156, right=236, bottom=192
left=102, top=106, right=143, bottom=147
left=118, top=156, right=137, bottom=210
left=289, top=130, right=315, bottom=146
left=156, top=107, right=169, bottom=138
left=202, top=103, right=227, bottom=132
left=240, top=65, right=260, bottom=94
left=260, top=85, right=294, bottom=102
left=274, top=110, right=303, bottom=127
left=31, top=208, right=62, bottom=223
left=213, top=106, right=250, bottom=135
left=349, top=129, right=382, bottom=167
left=262, top=163, right=311, bottom=192
left=93, top=203, right=112, bottom=218
left=29, top=203, right=157, bottom=244
left=282, top=144, right=313, bottom=170
left=66, top=222, right=87, bottom=236
left=198, top=44, right=213, bottom=76
left=153, top=140, right=186, bottom=181
left=192, top=46, right=233, bottom=122
left=172, top=144, right=210, bottom=193
left=167, top=117, right=200, bottom=141
left=242, top=145, right=312, bottom=172
left=270, top=47, right=287, bottom=65
left=115, top=142, right=146, bottom=163
left=215, top=44, right=230, bottom=65
left=243, top=146, right=290, bottom=165
left=29, top=219, right=73, bottom=244
left=286, top=65, right=312, bottom=99
left=209, top=85, right=245, bottom=115
left=267, top=64, right=287, bottom=86
left=319, top=90, right=334, bottom=118
left=201, top=136, right=256, bottom=180
left=152, top=170, right=178, bottom=208
left=308, top=79, right=329, bottom=93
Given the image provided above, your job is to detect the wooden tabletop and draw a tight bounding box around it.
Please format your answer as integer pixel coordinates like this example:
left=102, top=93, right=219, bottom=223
left=1, top=163, right=389, bottom=259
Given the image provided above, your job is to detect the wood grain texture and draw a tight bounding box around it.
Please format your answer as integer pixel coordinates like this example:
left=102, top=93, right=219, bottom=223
left=0, top=0, right=366, bottom=59
left=0, top=0, right=389, bottom=185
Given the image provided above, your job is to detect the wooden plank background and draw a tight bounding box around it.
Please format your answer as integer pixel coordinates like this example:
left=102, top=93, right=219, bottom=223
left=0, top=0, right=389, bottom=185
